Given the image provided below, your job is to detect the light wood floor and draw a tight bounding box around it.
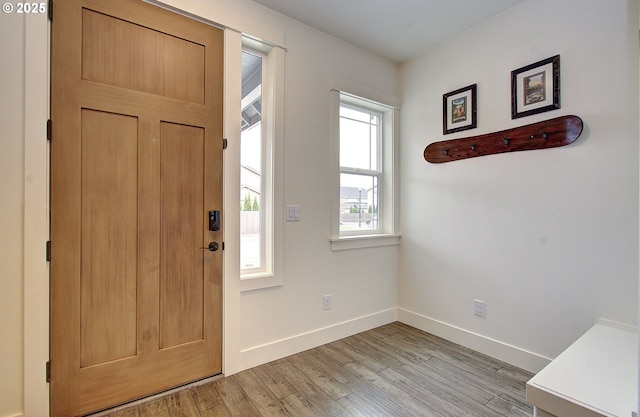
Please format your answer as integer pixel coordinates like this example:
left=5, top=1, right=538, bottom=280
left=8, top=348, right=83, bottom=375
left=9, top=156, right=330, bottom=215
left=99, top=322, right=540, bottom=417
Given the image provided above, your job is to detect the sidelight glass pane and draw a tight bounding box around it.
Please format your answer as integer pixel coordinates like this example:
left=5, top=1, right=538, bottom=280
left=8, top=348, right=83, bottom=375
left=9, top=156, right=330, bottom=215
left=241, top=50, right=263, bottom=271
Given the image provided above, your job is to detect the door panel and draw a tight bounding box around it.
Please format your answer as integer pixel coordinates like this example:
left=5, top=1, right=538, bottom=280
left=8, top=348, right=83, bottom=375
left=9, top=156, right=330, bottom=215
left=159, top=122, right=206, bottom=349
left=81, top=8, right=206, bottom=103
left=80, top=109, right=139, bottom=368
left=50, top=1, right=223, bottom=415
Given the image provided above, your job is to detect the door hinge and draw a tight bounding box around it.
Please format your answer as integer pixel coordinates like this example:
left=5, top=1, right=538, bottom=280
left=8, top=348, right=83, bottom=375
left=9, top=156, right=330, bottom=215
left=46, top=119, right=52, bottom=141
left=47, top=0, right=52, bottom=21
left=46, top=241, right=51, bottom=262
left=46, top=361, right=51, bottom=382
left=222, top=138, right=228, bottom=149
left=222, top=241, right=225, bottom=250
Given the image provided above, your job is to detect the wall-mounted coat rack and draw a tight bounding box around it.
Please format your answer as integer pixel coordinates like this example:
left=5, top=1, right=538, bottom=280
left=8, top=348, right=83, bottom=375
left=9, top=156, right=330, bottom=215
left=424, top=115, right=583, bottom=163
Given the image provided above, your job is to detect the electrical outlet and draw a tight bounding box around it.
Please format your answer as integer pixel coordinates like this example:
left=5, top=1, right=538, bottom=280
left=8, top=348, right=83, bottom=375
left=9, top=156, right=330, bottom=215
left=323, top=294, right=332, bottom=310
left=474, top=299, right=485, bottom=317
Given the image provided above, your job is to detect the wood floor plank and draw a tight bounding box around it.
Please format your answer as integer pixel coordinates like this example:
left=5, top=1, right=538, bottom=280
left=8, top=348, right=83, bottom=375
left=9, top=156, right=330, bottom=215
left=375, top=323, right=401, bottom=336
left=233, top=369, right=292, bottom=417
left=367, top=325, right=525, bottom=404
left=316, top=343, right=354, bottom=366
left=336, top=392, right=390, bottom=417
left=496, top=363, right=535, bottom=385
left=272, top=358, right=352, bottom=417
left=389, top=362, right=504, bottom=417
left=96, top=323, right=535, bottom=417
left=199, top=404, right=232, bottom=417
left=287, top=351, right=352, bottom=400
left=486, top=394, right=533, bottom=417
left=344, top=379, right=417, bottom=417
left=213, top=376, right=262, bottom=417
left=344, top=361, right=442, bottom=417
left=190, top=381, right=224, bottom=411
left=362, top=327, right=436, bottom=364
left=353, top=330, right=431, bottom=367
left=280, top=392, right=323, bottom=417
left=138, top=397, right=170, bottom=417
left=300, top=348, right=361, bottom=386
left=393, top=328, right=529, bottom=403
left=252, top=363, right=298, bottom=400
left=108, top=407, right=140, bottom=417
left=327, top=340, right=387, bottom=373
left=165, top=390, right=201, bottom=417
left=426, top=355, right=518, bottom=402
left=348, top=339, right=406, bottom=369
left=377, top=367, right=471, bottom=416
left=396, top=324, right=508, bottom=376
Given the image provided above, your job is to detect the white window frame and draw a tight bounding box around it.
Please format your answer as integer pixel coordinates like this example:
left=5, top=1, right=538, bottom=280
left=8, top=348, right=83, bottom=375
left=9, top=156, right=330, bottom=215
left=240, top=36, right=284, bottom=290
left=240, top=48, right=267, bottom=275
left=330, top=79, right=401, bottom=251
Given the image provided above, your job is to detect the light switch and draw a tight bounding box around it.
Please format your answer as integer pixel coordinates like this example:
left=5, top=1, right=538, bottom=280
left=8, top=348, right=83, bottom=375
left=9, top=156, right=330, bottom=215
left=286, top=205, right=300, bottom=221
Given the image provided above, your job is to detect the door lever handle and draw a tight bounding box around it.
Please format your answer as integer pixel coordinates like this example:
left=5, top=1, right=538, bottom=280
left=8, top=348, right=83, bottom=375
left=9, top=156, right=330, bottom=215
left=200, top=242, right=219, bottom=252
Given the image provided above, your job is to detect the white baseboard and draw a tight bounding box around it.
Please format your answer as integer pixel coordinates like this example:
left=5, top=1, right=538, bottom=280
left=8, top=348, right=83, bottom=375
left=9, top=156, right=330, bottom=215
left=236, top=308, right=397, bottom=374
left=4, top=413, right=24, bottom=417
left=397, top=308, right=552, bottom=373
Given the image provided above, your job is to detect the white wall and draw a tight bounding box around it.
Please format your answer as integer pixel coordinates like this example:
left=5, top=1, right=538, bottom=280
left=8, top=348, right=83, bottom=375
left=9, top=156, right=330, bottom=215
left=399, top=0, right=639, bottom=372
left=205, top=0, right=401, bottom=374
left=1, top=11, right=26, bottom=417
left=10, top=1, right=400, bottom=415
left=9, top=0, right=638, bottom=415
left=156, top=0, right=400, bottom=375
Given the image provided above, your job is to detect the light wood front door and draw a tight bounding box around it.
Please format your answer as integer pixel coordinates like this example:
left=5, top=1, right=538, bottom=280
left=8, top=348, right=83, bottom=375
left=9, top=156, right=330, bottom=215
left=50, top=1, right=223, bottom=415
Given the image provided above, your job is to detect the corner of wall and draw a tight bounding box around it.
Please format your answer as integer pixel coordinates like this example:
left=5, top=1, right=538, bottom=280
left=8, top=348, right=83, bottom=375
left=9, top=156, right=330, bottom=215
left=398, top=308, right=552, bottom=373
left=231, top=309, right=397, bottom=375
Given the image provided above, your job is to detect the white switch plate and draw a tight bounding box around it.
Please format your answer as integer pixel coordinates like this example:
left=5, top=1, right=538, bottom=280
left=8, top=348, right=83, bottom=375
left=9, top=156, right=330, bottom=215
left=286, top=205, right=300, bottom=221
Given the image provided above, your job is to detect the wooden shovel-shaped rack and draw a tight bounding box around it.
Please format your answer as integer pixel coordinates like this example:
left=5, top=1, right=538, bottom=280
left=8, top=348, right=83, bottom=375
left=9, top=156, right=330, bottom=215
left=424, top=115, right=583, bottom=163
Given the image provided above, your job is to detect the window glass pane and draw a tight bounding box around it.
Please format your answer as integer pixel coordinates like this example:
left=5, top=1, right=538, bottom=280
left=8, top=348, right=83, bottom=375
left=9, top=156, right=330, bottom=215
left=241, top=50, right=262, bottom=270
left=340, top=105, right=371, bottom=123
left=339, top=105, right=380, bottom=171
left=339, top=173, right=379, bottom=233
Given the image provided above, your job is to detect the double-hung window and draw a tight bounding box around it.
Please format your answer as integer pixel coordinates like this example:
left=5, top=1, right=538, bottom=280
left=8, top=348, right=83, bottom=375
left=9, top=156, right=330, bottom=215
left=339, top=103, right=382, bottom=235
left=331, top=85, right=400, bottom=250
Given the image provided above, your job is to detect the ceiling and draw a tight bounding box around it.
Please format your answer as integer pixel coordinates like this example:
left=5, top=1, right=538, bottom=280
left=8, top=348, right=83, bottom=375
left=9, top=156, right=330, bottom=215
left=250, top=0, right=525, bottom=63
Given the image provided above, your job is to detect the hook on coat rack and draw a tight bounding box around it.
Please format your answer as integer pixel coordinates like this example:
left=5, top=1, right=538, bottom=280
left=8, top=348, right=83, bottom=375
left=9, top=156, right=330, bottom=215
left=424, top=115, right=583, bottom=164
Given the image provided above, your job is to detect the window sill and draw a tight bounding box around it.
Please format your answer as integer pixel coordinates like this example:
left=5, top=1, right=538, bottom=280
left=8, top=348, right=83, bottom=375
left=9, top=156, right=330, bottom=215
left=240, top=271, right=283, bottom=292
left=330, top=234, right=400, bottom=251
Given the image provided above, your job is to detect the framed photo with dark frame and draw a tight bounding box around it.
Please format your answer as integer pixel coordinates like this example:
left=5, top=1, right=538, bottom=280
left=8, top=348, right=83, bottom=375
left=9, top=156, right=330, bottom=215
left=511, top=55, right=560, bottom=119
left=443, top=84, right=477, bottom=135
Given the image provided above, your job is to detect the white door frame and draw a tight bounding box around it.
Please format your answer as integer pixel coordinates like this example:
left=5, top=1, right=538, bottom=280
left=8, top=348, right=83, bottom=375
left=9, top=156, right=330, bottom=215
left=24, top=13, right=50, bottom=417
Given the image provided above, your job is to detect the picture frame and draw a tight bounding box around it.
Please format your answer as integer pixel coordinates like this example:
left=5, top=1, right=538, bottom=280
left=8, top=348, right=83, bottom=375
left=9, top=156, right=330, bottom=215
left=511, top=55, right=560, bottom=119
left=443, top=84, right=477, bottom=135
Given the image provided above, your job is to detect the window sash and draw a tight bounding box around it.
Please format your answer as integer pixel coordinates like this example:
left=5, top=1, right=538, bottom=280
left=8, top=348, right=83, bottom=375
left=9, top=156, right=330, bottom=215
left=339, top=170, right=381, bottom=235
left=339, top=102, right=383, bottom=236
left=339, top=103, right=381, bottom=173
